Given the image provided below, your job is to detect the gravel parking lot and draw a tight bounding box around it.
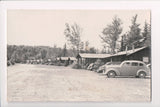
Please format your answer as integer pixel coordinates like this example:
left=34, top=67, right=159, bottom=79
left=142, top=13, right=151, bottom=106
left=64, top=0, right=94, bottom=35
left=7, top=64, right=151, bottom=102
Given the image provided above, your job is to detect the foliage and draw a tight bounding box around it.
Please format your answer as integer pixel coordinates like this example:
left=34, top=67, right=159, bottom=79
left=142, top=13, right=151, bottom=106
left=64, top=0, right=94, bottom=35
left=142, top=22, right=151, bottom=46
left=84, top=41, right=89, bottom=52
left=7, top=45, right=76, bottom=64
left=120, top=15, right=151, bottom=51
left=72, top=62, right=81, bottom=69
left=64, top=23, right=82, bottom=53
left=100, top=16, right=123, bottom=54
left=89, top=47, right=97, bottom=53
left=61, top=43, right=67, bottom=57
left=124, top=14, right=142, bottom=49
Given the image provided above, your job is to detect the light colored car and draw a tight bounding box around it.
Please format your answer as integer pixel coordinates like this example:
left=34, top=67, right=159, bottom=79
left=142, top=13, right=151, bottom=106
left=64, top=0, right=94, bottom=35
left=87, top=63, right=95, bottom=70
left=147, top=63, right=151, bottom=70
left=103, top=60, right=150, bottom=78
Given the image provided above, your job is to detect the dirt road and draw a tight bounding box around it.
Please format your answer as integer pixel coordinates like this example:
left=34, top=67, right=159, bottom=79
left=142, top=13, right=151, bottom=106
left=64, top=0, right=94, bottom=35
left=7, top=64, right=151, bottom=102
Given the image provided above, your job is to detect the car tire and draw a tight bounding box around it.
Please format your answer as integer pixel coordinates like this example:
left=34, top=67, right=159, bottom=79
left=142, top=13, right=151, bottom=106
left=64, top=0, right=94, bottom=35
left=138, top=71, right=146, bottom=78
left=107, top=71, right=116, bottom=78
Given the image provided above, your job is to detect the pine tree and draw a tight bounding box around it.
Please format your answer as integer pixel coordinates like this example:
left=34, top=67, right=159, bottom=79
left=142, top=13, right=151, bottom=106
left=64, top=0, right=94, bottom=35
left=142, top=22, right=151, bottom=46
left=125, top=14, right=142, bottom=49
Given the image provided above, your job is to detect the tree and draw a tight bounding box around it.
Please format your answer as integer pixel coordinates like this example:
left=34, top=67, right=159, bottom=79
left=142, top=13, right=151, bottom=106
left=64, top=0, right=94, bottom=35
left=142, top=21, right=149, bottom=38
left=64, top=23, right=82, bottom=54
left=125, top=14, right=142, bottom=49
left=142, top=22, right=151, bottom=46
left=61, top=43, right=67, bottom=57
left=84, top=41, right=89, bottom=53
left=7, top=44, right=78, bottom=64
left=101, top=44, right=108, bottom=54
left=120, top=33, right=128, bottom=51
left=100, top=16, right=123, bottom=54
left=89, top=47, right=96, bottom=53
left=41, top=49, right=47, bottom=59
left=80, top=41, right=84, bottom=53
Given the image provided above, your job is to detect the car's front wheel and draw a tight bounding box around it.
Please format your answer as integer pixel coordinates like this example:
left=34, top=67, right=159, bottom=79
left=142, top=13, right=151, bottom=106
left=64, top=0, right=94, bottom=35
left=138, top=71, right=146, bottom=78
left=107, top=71, right=116, bottom=78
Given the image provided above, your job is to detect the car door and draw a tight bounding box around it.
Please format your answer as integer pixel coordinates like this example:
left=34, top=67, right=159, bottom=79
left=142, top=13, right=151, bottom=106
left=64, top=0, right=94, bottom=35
left=120, top=62, right=131, bottom=76
left=129, top=62, right=139, bottom=76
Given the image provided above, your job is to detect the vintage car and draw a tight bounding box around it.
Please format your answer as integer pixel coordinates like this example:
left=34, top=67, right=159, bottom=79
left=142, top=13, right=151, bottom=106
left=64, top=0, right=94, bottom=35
left=147, top=63, right=151, bottom=70
left=87, top=63, right=95, bottom=70
left=103, top=60, right=150, bottom=78
left=97, top=62, right=121, bottom=73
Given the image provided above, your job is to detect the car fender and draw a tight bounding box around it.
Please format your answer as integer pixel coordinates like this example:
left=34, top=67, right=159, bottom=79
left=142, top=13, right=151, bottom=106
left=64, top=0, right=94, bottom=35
left=136, top=69, right=147, bottom=76
left=104, top=68, right=120, bottom=76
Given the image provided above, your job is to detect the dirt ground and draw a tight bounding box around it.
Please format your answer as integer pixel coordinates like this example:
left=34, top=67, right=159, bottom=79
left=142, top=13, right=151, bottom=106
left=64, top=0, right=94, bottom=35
left=7, top=64, right=151, bottom=102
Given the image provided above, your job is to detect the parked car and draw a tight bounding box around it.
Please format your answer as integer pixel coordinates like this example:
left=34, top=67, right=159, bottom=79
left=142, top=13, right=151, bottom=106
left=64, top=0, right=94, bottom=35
left=147, top=63, right=151, bottom=70
left=87, top=63, right=95, bottom=71
left=87, top=59, right=104, bottom=71
left=97, top=62, right=121, bottom=73
left=103, top=60, right=150, bottom=78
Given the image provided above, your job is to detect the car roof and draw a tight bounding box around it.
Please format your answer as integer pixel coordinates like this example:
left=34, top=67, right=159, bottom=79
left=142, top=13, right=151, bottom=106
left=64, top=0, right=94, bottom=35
left=106, top=62, right=121, bottom=64
left=123, top=60, right=145, bottom=63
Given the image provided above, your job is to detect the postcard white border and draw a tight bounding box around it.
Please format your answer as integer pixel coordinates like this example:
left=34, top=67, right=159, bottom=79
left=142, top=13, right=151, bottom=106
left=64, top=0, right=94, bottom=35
left=1, top=1, right=160, bottom=107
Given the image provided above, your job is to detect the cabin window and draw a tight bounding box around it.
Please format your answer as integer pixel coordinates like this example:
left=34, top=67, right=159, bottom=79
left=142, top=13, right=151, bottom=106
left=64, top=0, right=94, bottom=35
left=131, top=62, right=138, bottom=66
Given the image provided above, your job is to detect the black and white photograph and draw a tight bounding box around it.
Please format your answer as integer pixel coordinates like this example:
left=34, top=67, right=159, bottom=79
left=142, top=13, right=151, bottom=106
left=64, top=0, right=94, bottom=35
left=6, top=9, right=151, bottom=102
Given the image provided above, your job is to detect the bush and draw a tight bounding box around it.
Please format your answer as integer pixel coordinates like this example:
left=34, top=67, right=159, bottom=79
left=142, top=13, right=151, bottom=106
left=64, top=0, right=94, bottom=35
left=55, top=61, right=62, bottom=66
left=83, top=63, right=89, bottom=69
left=64, top=60, right=69, bottom=66
left=72, top=62, right=81, bottom=69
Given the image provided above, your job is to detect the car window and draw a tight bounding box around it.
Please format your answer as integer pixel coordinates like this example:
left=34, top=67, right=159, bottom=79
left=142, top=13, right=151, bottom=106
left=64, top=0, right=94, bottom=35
left=123, top=62, right=130, bottom=66
left=106, top=62, right=111, bottom=65
left=131, top=62, right=138, bottom=66
left=139, top=63, right=144, bottom=66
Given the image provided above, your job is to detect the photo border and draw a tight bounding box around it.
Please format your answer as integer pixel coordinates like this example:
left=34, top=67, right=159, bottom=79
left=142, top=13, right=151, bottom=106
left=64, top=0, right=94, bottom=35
left=1, top=1, right=160, bottom=107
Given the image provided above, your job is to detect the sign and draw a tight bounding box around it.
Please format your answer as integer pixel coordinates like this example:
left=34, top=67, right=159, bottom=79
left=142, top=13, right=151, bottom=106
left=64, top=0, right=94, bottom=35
left=143, top=57, right=149, bottom=63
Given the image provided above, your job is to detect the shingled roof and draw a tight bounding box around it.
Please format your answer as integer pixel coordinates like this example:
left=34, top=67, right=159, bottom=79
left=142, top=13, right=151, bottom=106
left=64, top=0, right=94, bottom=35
left=77, top=53, right=111, bottom=58
left=112, top=46, right=148, bottom=56
left=126, top=46, right=148, bottom=56
left=77, top=46, right=148, bottom=58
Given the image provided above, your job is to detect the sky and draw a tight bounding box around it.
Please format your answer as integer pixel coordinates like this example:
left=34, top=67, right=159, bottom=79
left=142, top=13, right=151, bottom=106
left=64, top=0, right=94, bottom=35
left=7, top=10, right=150, bottom=49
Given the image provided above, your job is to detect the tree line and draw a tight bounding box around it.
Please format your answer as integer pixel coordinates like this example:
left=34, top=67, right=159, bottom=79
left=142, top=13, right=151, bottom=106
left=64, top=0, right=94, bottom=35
left=7, top=45, right=71, bottom=63
left=65, top=14, right=151, bottom=54
left=7, top=43, right=97, bottom=64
